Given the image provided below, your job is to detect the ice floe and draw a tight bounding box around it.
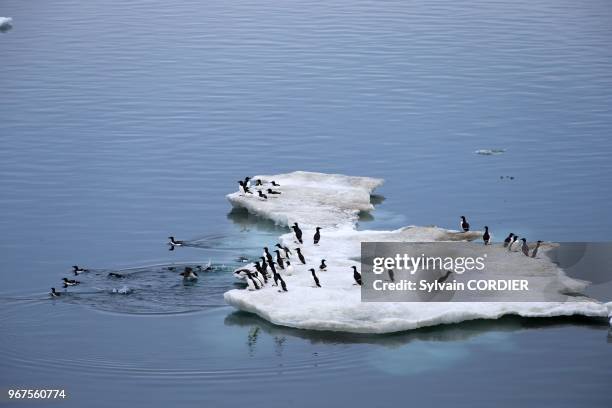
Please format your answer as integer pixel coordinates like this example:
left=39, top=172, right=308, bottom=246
left=224, top=171, right=608, bottom=333
left=475, top=148, right=505, bottom=155
left=0, top=17, right=13, bottom=32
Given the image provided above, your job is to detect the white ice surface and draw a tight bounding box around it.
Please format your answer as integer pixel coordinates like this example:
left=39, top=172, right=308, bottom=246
left=224, top=172, right=608, bottom=333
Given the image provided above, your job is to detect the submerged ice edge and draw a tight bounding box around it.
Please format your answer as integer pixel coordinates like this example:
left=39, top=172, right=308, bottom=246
left=223, top=171, right=609, bottom=334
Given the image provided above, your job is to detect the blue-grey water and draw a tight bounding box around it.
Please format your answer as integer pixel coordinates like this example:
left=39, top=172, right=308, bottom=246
left=1, top=0, right=611, bottom=406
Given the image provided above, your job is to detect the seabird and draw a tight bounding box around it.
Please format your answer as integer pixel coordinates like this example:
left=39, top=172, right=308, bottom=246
left=50, top=287, right=61, bottom=297
left=274, top=250, right=285, bottom=269
left=254, top=261, right=268, bottom=282
left=388, top=269, right=395, bottom=282
left=291, top=223, right=303, bottom=244
left=255, top=179, right=263, bottom=187
left=259, top=257, right=268, bottom=273
left=180, top=266, right=198, bottom=280
left=264, top=247, right=274, bottom=267
left=168, top=236, right=184, bottom=246
left=295, top=248, right=306, bottom=264
left=257, top=190, right=268, bottom=200
left=271, top=181, right=280, bottom=187
left=284, top=260, right=294, bottom=275
left=436, top=270, right=452, bottom=284
left=508, top=235, right=518, bottom=251
left=62, top=278, right=80, bottom=288
left=351, top=266, right=362, bottom=286
left=460, top=216, right=470, bottom=232
left=278, top=275, right=288, bottom=292
left=72, top=265, right=88, bottom=275
left=503, top=233, right=514, bottom=248
left=245, top=271, right=260, bottom=290
left=319, top=259, right=327, bottom=271
left=521, top=238, right=530, bottom=256
left=108, top=272, right=124, bottom=278
left=313, top=227, right=321, bottom=245
left=243, top=176, right=251, bottom=188
left=267, top=188, right=281, bottom=195
left=531, top=240, right=543, bottom=258
left=309, top=268, right=321, bottom=287
left=483, top=226, right=491, bottom=245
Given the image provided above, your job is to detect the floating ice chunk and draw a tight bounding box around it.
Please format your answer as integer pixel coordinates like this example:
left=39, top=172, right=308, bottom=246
left=111, top=286, right=132, bottom=295
left=227, top=171, right=383, bottom=228
left=475, top=148, right=505, bottom=155
left=224, top=172, right=607, bottom=333
left=0, top=17, right=13, bottom=32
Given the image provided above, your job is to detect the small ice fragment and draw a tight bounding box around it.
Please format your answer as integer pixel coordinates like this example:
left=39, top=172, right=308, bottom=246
left=0, top=17, right=13, bottom=32
left=475, top=148, right=505, bottom=155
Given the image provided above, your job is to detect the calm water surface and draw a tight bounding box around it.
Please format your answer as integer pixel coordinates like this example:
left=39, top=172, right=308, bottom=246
left=1, top=0, right=611, bottom=406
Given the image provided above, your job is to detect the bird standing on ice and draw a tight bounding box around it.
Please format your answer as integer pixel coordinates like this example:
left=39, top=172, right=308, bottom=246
left=319, top=259, right=327, bottom=271
left=313, top=227, right=321, bottom=245
left=284, top=260, right=294, bottom=275
left=351, top=266, right=362, bottom=286
left=274, top=250, right=285, bottom=269
left=309, top=269, right=321, bottom=287
left=292, top=223, right=303, bottom=244
left=295, top=248, right=306, bottom=264
left=257, top=190, right=268, bottom=200
left=531, top=240, right=542, bottom=258
left=508, top=235, right=518, bottom=251
left=278, top=275, right=288, bottom=292
left=267, top=188, right=281, bottom=195
left=520, top=238, right=530, bottom=256
left=460, top=216, right=470, bottom=232
left=482, top=226, right=491, bottom=245
left=263, top=247, right=274, bottom=266
left=503, top=233, right=514, bottom=248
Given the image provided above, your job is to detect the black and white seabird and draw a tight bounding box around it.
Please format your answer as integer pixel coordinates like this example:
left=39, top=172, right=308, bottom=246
left=436, top=270, right=452, bottom=285
left=531, top=240, right=543, bottom=258
left=243, top=176, right=252, bottom=188
left=295, top=248, right=306, bottom=264
left=62, top=278, right=80, bottom=288
left=483, top=226, right=491, bottom=245
left=309, top=268, right=321, bottom=287
left=238, top=181, right=252, bottom=195
left=180, top=266, right=198, bottom=280
left=313, top=227, right=321, bottom=245
left=245, top=271, right=260, bottom=290
left=278, top=275, right=288, bottom=292
left=319, top=259, right=327, bottom=271
left=259, top=257, right=269, bottom=274
left=351, top=266, right=362, bottom=286
left=503, top=233, right=514, bottom=248
left=284, top=260, right=294, bottom=275
left=257, top=190, right=268, bottom=200
left=108, top=272, right=124, bottom=278
left=291, top=223, right=303, bottom=244
left=255, top=179, right=263, bottom=187
left=72, top=265, right=89, bottom=275
left=50, top=287, right=61, bottom=297
left=271, top=181, right=280, bottom=187
left=168, top=236, right=184, bottom=246
left=521, top=238, right=530, bottom=256
left=508, top=235, right=518, bottom=251
left=388, top=269, right=395, bottom=282
left=267, top=188, right=281, bottom=195
left=460, top=216, right=470, bottom=232
left=274, top=250, right=285, bottom=269
left=264, top=247, right=274, bottom=267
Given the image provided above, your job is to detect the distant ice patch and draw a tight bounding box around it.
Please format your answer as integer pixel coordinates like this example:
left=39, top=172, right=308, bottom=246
left=0, top=17, right=13, bottom=32
left=224, top=171, right=608, bottom=333
left=475, top=148, right=506, bottom=155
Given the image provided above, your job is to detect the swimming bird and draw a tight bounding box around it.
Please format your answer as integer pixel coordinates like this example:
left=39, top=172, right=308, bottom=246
left=274, top=250, right=285, bottom=269
left=168, top=236, right=184, bottom=246
left=72, top=265, right=89, bottom=275
left=50, top=287, right=61, bottom=297
left=267, top=188, right=281, bottom=195
left=319, top=259, right=327, bottom=271
left=521, top=238, right=530, bottom=256
left=436, top=270, right=453, bottom=285
left=278, top=275, right=288, bottom=292
left=264, top=247, right=274, bottom=267
left=271, top=181, right=280, bottom=187
left=295, top=248, right=306, bottom=264
left=352, top=266, right=362, bottom=286
left=291, top=222, right=303, bottom=244
left=388, top=269, right=395, bottom=282
left=257, top=190, right=268, bottom=200
left=483, top=226, right=491, bottom=245
left=180, top=266, right=198, bottom=280
left=62, top=278, right=80, bottom=288
left=460, top=216, right=470, bottom=232
left=284, top=260, right=294, bottom=275
left=531, top=240, right=543, bottom=258
left=108, top=272, right=124, bottom=278
left=309, top=268, right=321, bottom=287
left=313, top=227, right=321, bottom=245
left=508, top=235, right=518, bottom=251
left=503, top=233, right=514, bottom=248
